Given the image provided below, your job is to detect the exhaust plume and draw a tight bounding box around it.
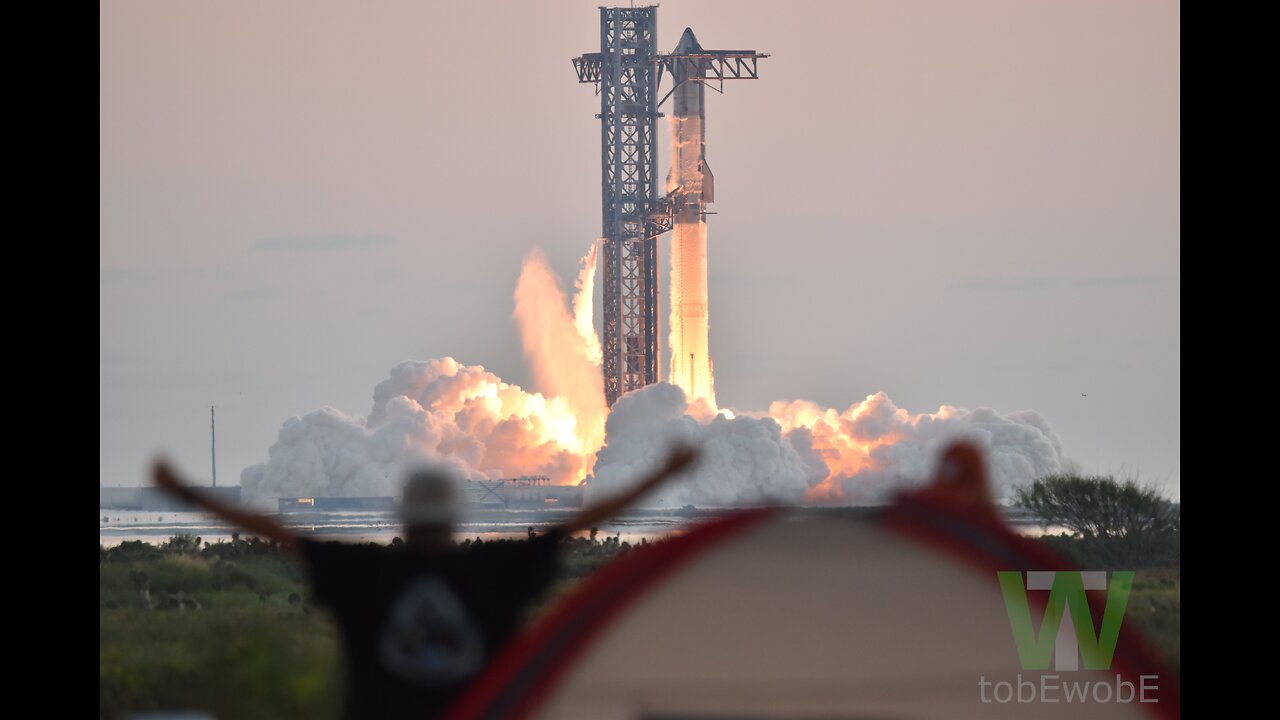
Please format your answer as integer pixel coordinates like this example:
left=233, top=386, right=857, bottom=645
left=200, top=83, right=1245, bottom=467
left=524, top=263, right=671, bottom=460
left=513, top=247, right=607, bottom=455
left=242, top=357, right=592, bottom=499
left=244, top=244, right=1068, bottom=505
left=573, top=241, right=602, bottom=367
left=585, top=384, right=1066, bottom=507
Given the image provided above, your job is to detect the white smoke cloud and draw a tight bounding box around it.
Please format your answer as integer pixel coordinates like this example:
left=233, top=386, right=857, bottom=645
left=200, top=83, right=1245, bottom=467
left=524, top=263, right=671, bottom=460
left=850, top=405, right=1066, bottom=501
left=587, top=386, right=1067, bottom=507
left=588, top=383, right=825, bottom=507
left=242, top=245, right=1069, bottom=506
left=243, top=361, right=1067, bottom=505
left=241, top=357, right=590, bottom=499
left=767, top=392, right=1067, bottom=504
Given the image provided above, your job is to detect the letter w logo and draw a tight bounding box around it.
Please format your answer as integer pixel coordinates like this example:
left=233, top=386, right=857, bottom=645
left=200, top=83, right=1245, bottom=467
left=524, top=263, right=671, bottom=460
left=997, top=571, right=1133, bottom=671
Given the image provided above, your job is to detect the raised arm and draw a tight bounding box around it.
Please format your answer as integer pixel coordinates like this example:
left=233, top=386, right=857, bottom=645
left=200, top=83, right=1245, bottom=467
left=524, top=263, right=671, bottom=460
left=152, top=459, right=300, bottom=551
left=559, top=444, right=699, bottom=535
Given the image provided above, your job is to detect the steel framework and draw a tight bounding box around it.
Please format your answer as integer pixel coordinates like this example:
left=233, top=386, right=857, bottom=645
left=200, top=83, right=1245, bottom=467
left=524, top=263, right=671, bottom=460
left=574, top=7, right=766, bottom=406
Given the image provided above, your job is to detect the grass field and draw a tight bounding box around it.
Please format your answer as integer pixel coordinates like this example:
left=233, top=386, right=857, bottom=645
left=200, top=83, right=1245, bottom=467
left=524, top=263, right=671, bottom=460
left=100, top=534, right=1179, bottom=719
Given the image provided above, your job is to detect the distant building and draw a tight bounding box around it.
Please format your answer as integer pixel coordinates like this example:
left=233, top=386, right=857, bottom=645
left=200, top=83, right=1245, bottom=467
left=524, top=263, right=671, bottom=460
left=278, top=496, right=396, bottom=512
left=463, top=476, right=583, bottom=509
left=274, top=476, right=584, bottom=514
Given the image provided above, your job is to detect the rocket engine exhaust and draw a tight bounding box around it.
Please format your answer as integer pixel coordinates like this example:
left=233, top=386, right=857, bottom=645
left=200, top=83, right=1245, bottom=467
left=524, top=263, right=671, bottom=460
left=239, top=18, right=1069, bottom=509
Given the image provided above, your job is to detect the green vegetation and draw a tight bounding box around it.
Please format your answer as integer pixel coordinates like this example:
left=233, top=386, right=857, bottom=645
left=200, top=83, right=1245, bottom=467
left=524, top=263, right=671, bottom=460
left=100, top=536, right=342, bottom=720
left=1017, top=474, right=1180, bottom=675
left=102, top=523, right=1178, bottom=718
left=1016, top=474, right=1180, bottom=567
left=100, top=533, right=640, bottom=720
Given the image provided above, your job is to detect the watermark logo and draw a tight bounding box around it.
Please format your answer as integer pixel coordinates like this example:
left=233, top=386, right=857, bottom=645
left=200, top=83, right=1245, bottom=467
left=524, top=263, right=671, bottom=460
left=977, top=571, right=1159, bottom=704
left=998, top=570, right=1131, bottom=671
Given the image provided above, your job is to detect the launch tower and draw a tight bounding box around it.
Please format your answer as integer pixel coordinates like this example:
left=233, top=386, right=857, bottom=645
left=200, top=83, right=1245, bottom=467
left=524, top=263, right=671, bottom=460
left=573, top=6, right=766, bottom=406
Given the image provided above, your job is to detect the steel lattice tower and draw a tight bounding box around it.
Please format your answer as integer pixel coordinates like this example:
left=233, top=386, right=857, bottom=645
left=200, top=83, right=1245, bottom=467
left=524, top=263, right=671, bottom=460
left=574, top=6, right=665, bottom=406
left=574, top=6, right=765, bottom=407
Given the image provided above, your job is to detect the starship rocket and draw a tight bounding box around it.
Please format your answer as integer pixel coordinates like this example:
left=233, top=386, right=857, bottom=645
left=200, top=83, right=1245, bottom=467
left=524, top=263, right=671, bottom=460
left=667, top=28, right=718, bottom=410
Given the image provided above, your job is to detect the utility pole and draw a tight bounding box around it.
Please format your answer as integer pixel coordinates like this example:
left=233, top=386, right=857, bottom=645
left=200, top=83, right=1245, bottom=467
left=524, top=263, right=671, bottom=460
left=210, top=405, right=217, bottom=488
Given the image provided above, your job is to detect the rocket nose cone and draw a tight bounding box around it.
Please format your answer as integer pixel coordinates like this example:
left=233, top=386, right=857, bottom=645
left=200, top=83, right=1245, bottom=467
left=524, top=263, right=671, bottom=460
left=675, top=27, right=704, bottom=53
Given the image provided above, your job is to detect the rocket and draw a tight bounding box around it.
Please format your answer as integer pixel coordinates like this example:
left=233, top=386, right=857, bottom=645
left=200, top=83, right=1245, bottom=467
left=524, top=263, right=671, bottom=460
left=667, top=28, right=718, bottom=411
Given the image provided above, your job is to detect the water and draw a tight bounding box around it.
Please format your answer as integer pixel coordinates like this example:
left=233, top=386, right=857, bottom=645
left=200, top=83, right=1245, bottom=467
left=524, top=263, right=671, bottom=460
left=98, top=509, right=696, bottom=547
left=98, top=507, right=1062, bottom=547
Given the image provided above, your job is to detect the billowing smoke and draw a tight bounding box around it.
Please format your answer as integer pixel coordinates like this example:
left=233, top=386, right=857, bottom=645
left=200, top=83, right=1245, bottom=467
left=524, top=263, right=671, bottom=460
left=241, top=357, right=592, bottom=499
left=764, top=392, right=1066, bottom=503
left=242, top=246, right=606, bottom=499
left=243, top=243, right=1068, bottom=504
left=589, top=383, right=823, bottom=506
left=585, top=385, right=1065, bottom=506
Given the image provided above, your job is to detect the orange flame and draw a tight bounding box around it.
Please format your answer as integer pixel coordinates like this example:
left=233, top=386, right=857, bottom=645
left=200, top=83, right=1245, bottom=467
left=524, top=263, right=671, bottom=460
left=513, top=245, right=608, bottom=477
left=511, top=250, right=999, bottom=501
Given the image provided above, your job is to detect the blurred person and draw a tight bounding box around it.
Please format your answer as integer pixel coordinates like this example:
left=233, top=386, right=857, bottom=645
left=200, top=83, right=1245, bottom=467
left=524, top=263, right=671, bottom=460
left=153, top=444, right=698, bottom=719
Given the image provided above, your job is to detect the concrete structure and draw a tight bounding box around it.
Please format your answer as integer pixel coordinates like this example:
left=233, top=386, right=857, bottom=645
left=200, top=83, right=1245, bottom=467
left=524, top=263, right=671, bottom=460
left=573, top=7, right=766, bottom=406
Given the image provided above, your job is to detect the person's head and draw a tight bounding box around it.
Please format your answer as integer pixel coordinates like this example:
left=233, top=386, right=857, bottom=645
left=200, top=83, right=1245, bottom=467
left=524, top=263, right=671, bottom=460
left=399, top=465, right=461, bottom=552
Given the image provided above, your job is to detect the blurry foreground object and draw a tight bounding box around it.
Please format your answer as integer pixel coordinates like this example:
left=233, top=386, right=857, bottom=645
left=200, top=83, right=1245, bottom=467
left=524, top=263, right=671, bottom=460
left=399, top=466, right=463, bottom=527
left=152, top=444, right=699, bottom=720
left=448, top=441, right=1178, bottom=719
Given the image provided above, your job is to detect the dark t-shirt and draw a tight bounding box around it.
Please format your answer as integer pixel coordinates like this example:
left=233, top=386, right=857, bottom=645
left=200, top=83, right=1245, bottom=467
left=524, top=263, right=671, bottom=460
left=301, top=531, right=562, bottom=719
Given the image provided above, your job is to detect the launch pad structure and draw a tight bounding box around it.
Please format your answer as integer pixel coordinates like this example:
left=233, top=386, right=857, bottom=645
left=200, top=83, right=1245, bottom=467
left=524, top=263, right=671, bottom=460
left=573, top=6, right=767, bottom=406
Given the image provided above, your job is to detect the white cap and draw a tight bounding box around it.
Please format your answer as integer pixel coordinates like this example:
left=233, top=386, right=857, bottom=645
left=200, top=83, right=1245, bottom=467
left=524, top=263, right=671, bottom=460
left=400, top=466, right=461, bottom=527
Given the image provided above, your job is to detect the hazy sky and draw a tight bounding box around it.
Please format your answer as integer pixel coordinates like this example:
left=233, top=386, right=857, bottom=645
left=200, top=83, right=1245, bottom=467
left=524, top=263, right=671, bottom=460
left=100, top=1, right=1180, bottom=495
